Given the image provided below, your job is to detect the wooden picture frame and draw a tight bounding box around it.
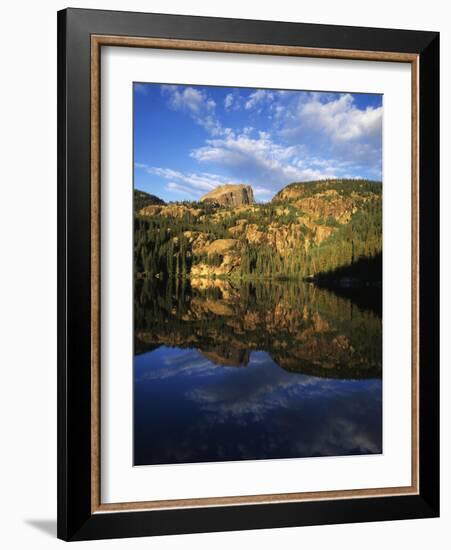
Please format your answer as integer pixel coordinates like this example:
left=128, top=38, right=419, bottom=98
left=58, top=7, right=439, bottom=541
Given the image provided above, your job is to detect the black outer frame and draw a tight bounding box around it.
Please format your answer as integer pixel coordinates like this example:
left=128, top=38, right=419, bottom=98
left=57, top=8, right=439, bottom=541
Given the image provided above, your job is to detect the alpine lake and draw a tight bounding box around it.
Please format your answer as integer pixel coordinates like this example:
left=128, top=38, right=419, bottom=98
left=134, top=277, right=382, bottom=466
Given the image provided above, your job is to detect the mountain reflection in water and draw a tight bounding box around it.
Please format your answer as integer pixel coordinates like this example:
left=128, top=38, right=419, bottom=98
left=134, top=278, right=382, bottom=465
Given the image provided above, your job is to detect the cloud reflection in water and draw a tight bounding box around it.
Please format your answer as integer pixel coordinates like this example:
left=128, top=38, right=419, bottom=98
left=134, top=347, right=381, bottom=465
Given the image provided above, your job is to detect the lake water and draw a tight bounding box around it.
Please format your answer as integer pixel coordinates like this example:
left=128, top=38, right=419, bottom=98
left=134, top=279, right=382, bottom=466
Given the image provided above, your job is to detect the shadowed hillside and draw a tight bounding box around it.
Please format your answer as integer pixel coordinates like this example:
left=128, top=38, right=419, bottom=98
left=134, top=188, right=166, bottom=213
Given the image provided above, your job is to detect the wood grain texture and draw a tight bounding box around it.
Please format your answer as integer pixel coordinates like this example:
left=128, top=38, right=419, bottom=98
left=90, top=34, right=420, bottom=514
left=92, top=35, right=418, bottom=62
left=96, top=485, right=418, bottom=512
left=91, top=35, right=101, bottom=514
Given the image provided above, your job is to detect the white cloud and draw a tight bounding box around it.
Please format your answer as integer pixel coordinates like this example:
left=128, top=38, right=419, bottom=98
left=144, top=167, right=184, bottom=181
left=137, top=163, right=277, bottom=201
left=224, top=93, right=234, bottom=110
left=273, top=104, right=285, bottom=118
left=276, top=92, right=382, bottom=175
left=137, top=350, right=220, bottom=381
left=162, top=85, right=205, bottom=113
left=134, top=83, right=148, bottom=95
left=299, top=93, right=382, bottom=143
left=191, top=132, right=337, bottom=189
left=161, top=85, right=224, bottom=136
left=244, top=89, right=274, bottom=110
left=137, top=163, right=230, bottom=198
left=159, top=87, right=381, bottom=185
left=139, top=88, right=382, bottom=198
left=165, top=182, right=198, bottom=198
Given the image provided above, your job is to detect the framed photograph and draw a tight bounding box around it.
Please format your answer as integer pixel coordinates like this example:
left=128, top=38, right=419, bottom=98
left=57, top=8, right=439, bottom=541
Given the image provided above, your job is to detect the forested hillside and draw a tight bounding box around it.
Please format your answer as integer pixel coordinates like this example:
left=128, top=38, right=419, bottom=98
left=134, top=179, right=382, bottom=284
left=134, top=189, right=165, bottom=213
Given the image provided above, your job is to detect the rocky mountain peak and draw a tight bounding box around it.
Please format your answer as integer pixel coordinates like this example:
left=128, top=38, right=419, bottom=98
left=200, top=184, right=255, bottom=207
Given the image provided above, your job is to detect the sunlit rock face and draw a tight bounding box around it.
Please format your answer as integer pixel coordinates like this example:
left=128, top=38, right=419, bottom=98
left=200, top=184, right=255, bottom=207
left=138, top=204, right=201, bottom=218
left=272, top=179, right=380, bottom=226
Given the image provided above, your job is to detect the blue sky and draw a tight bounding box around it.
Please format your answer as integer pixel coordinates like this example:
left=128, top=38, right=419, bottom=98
left=134, top=83, right=382, bottom=202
